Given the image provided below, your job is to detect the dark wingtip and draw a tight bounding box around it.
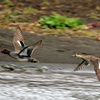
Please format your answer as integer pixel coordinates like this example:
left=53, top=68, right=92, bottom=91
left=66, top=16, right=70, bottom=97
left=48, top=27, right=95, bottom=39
left=16, top=26, right=23, bottom=32
left=73, top=69, right=76, bottom=71
left=37, top=40, right=42, bottom=45
left=16, top=25, right=21, bottom=29
left=73, top=68, right=78, bottom=71
left=78, top=52, right=92, bottom=55
left=39, top=40, right=42, bottom=43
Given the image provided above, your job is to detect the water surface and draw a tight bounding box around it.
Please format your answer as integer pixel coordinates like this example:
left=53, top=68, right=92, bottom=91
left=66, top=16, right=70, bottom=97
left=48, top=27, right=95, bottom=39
left=0, top=62, right=100, bottom=100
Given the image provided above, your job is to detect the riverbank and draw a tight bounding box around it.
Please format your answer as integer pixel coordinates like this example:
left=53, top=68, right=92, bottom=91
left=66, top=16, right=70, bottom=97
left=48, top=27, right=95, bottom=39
left=0, top=29, right=100, bottom=64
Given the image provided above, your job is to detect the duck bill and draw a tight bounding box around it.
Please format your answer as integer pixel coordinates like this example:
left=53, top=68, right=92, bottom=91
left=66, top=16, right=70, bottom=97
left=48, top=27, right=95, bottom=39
left=72, top=54, right=76, bottom=57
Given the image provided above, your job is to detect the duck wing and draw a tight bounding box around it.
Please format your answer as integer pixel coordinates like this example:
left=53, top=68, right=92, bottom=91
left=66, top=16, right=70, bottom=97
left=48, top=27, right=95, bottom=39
left=13, top=26, right=25, bottom=52
left=74, top=59, right=90, bottom=71
left=18, top=40, right=42, bottom=57
left=94, top=60, right=100, bottom=81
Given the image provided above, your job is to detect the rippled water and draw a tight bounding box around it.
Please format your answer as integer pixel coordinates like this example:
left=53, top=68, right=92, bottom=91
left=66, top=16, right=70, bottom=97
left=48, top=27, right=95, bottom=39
left=0, top=62, right=100, bottom=100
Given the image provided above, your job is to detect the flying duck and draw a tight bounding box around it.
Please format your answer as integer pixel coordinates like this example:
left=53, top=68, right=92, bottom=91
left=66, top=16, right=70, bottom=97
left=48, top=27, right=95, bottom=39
left=73, top=52, right=100, bottom=81
left=1, top=26, right=42, bottom=63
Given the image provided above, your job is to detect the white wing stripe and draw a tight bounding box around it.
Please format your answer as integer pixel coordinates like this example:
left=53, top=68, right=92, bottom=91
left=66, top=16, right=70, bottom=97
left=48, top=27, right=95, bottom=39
left=17, top=41, right=21, bottom=47
left=98, top=62, right=100, bottom=69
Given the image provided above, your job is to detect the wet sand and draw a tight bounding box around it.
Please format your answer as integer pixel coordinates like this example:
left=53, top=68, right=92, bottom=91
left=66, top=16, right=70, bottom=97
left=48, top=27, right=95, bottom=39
left=0, top=29, right=100, bottom=64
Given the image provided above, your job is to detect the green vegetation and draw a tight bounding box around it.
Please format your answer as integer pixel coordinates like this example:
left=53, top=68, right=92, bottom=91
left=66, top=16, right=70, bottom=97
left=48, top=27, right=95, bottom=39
left=0, top=0, right=99, bottom=38
left=2, top=0, right=14, bottom=7
left=0, top=7, right=39, bottom=23
left=88, top=12, right=100, bottom=20
left=0, top=10, right=22, bottom=22
left=23, top=7, right=39, bottom=14
left=41, top=1, right=50, bottom=6
left=39, top=13, right=85, bottom=29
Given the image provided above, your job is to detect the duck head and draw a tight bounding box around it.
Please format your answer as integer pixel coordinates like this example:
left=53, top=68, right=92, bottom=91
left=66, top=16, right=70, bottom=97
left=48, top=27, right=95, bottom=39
left=73, top=52, right=91, bottom=62
left=73, top=52, right=84, bottom=58
left=1, top=49, right=10, bottom=55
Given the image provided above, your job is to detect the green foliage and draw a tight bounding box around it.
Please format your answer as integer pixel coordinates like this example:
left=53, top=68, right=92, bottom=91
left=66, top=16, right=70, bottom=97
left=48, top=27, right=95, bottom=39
left=0, top=10, right=21, bottom=22
left=11, top=10, right=21, bottom=16
left=39, top=13, right=85, bottom=29
left=0, top=7, right=39, bottom=22
left=41, top=1, right=50, bottom=6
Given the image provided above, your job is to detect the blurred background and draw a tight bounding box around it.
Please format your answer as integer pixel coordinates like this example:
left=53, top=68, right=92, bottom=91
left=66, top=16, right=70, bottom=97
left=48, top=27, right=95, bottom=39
left=0, top=0, right=99, bottom=38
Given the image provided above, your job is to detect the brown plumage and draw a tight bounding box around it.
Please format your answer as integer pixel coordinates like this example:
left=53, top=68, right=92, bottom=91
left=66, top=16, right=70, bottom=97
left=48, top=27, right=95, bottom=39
left=13, top=26, right=25, bottom=52
left=73, top=52, right=100, bottom=81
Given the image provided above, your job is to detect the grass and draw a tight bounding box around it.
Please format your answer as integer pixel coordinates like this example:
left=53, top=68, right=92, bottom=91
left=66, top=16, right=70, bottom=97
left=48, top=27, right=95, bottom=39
left=0, top=20, right=99, bottom=39
left=2, top=0, right=14, bottom=7
left=0, top=7, right=39, bottom=23
left=41, top=1, right=50, bottom=6
left=0, top=2, right=99, bottom=39
left=23, top=7, right=39, bottom=14
left=88, top=12, right=100, bottom=20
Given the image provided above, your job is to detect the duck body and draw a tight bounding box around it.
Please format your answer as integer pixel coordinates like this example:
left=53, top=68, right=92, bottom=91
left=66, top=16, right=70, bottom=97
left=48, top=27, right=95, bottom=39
left=73, top=52, right=100, bottom=81
left=1, top=26, right=42, bottom=63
